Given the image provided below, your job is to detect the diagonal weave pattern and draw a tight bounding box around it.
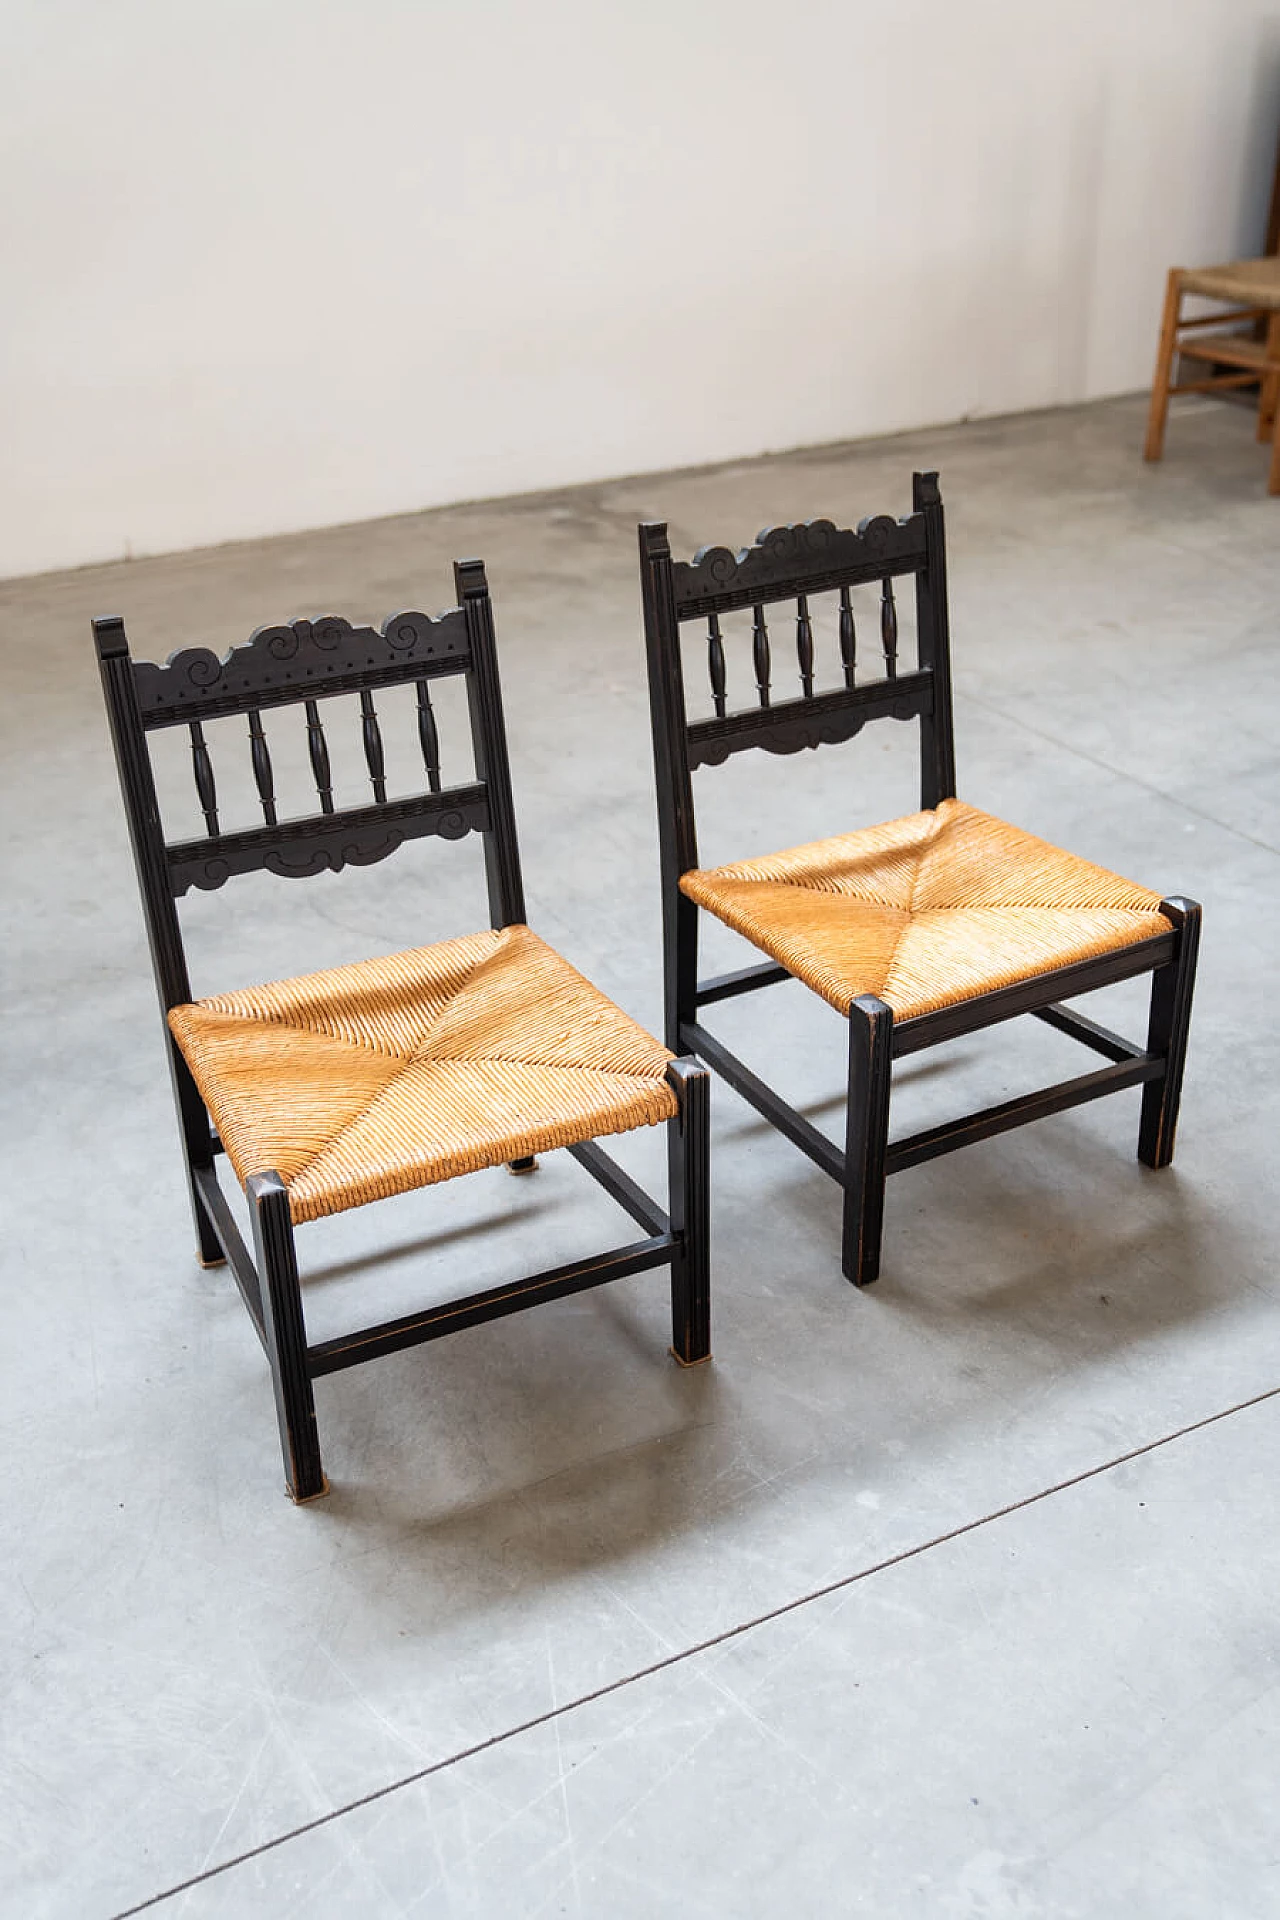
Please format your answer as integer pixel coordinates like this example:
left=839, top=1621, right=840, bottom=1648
left=681, top=799, right=1172, bottom=1022
left=169, top=926, right=678, bottom=1223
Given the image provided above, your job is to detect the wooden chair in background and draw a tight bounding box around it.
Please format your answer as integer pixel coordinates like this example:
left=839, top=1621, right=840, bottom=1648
left=1144, top=130, right=1280, bottom=491
left=1144, top=257, right=1280, bottom=492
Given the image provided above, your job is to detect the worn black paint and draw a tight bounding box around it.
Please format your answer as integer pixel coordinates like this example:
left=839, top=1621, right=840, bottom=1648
left=94, top=575, right=713, bottom=1501
left=639, top=473, right=1201, bottom=1287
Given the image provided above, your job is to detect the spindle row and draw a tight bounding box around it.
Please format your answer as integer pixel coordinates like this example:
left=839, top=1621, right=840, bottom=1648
left=703, top=578, right=901, bottom=714
left=183, top=680, right=443, bottom=837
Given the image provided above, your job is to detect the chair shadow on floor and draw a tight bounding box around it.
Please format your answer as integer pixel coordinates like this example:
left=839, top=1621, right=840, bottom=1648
left=295, top=1194, right=560, bottom=1293
left=277, top=1092, right=1238, bottom=1647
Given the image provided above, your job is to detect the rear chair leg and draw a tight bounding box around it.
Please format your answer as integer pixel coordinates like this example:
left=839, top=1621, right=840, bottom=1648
left=248, top=1172, right=327, bottom=1502
left=507, top=1157, right=537, bottom=1174
left=1144, top=268, right=1183, bottom=463
left=1258, top=313, right=1280, bottom=452
left=667, top=891, right=699, bottom=1056
left=171, top=1040, right=224, bottom=1267
left=665, top=1058, right=711, bottom=1365
left=843, top=996, right=893, bottom=1287
left=1139, top=897, right=1201, bottom=1170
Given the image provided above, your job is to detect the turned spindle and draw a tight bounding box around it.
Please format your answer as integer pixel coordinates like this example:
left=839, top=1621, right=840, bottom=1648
left=359, top=690, right=388, bottom=803
left=839, top=585, right=857, bottom=689
left=188, top=722, right=219, bottom=837
left=795, top=594, right=814, bottom=698
left=752, top=603, right=772, bottom=708
left=305, top=699, right=334, bottom=814
left=416, top=679, right=442, bottom=793
left=707, top=614, right=727, bottom=718
left=247, top=708, right=276, bottom=826
left=880, top=578, right=899, bottom=680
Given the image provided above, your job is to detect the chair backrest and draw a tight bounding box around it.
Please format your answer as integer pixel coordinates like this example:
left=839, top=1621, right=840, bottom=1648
left=638, top=470, right=957, bottom=882
left=94, top=558, right=524, bottom=1011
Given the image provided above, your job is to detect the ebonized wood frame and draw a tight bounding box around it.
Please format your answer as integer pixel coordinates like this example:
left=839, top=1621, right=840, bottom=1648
left=95, top=564, right=711, bottom=1502
left=639, top=471, right=1201, bottom=1288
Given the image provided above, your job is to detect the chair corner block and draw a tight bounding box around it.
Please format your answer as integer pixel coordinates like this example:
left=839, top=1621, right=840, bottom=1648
left=246, top=1168, right=290, bottom=1207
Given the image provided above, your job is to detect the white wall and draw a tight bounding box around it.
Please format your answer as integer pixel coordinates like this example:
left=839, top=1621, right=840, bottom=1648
left=3, top=0, right=1277, bottom=578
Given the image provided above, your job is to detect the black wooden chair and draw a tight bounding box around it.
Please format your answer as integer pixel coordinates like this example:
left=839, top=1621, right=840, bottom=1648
left=639, top=473, right=1199, bottom=1287
left=96, top=561, right=710, bottom=1501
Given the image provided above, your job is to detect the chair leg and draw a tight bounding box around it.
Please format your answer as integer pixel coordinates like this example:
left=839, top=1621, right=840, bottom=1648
left=1139, top=897, right=1201, bottom=1171
left=1144, top=269, right=1184, bottom=463
left=1269, top=344, right=1280, bottom=496
left=507, top=1156, right=537, bottom=1174
left=1258, top=314, right=1280, bottom=448
left=843, top=996, right=893, bottom=1287
left=666, top=891, right=699, bottom=1054
left=665, top=1057, right=711, bottom=1365
left=248, top=1172, right=327, bottom=1502
left=171, top=1040, right=224, bottom=1267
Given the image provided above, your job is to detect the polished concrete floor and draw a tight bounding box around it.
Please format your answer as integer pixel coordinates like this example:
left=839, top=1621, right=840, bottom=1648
left=3, top=394, right=1278, bottom=1919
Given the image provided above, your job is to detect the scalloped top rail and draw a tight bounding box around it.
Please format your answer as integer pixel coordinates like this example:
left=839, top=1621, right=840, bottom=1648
left=134, top=609, right=471, bottom=726
left=671, top=514, right=927, bottom=618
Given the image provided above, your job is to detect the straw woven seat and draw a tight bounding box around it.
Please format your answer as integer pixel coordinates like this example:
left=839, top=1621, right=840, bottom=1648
left=169, top=926, right=678, bottom=1224
left=680, top=800, right=1172, bottom=1024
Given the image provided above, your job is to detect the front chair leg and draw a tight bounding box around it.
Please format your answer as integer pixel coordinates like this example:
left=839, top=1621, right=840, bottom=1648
left=665, top=1057, right=711, bottom=1365
left=248, top=1172, right=327, bottom=1502
left=1144, top=268, right=1183, bottom=464
left=843, top=996, right=893, bottom=1287
left=1139, top=897, right=1201, bottom=1170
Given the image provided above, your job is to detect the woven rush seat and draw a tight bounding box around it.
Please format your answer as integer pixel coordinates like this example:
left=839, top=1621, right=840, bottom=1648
left=169, top=924, right=678, bottom=1224
left=1179, top=257, right=1280, bottom=308
left=680, top=799, right=1172, bottom=1023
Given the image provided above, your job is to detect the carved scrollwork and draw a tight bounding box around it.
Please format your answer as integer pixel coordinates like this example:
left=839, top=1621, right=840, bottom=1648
left=759, top=714, right=869, bottom=757
left=685, top=673, right=933, bottom=771
left=135, top=607, right=470, bottom=725
left=265, top=835, right=403, bottom=881
left=856, top=513, right=901, bottom=550
left=673, top=513, right=926, bottom=616
left=691, top=713, right=868, bottom=767
left=167, top=787, right=490, bottom=896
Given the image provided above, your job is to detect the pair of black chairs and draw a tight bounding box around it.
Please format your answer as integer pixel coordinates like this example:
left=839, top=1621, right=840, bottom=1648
left=98, top=475, right=1199, bottom=1500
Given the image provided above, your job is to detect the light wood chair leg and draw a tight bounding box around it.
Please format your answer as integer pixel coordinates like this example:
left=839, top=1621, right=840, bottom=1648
left=1144, top=269, right=1184, bottom=464
left=1264, top=316, right=1280, bottom=491
left=1257, top=314, right=1280, bottom=444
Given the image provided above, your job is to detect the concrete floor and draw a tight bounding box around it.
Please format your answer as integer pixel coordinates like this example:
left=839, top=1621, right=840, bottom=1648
left=2, top=393, right=1278, bottom=1919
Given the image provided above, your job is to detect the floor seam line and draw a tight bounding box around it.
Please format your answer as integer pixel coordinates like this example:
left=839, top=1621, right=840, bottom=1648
left=110, top=1379, right=1280, bottom=1919
left=955, top=687, right=1280, bottom=858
